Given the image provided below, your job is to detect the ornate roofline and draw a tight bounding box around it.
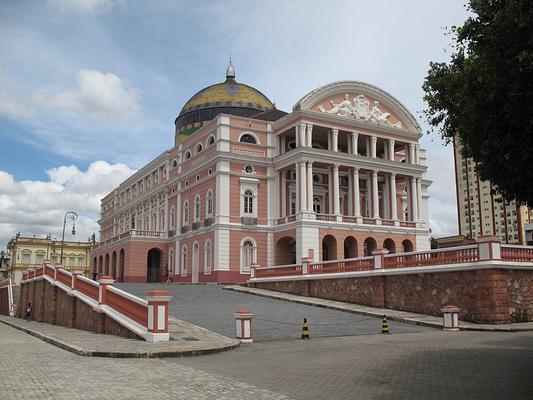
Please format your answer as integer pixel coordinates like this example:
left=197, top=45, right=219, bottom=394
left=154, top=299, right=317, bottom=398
left=292, top=80, right=421, bottom=133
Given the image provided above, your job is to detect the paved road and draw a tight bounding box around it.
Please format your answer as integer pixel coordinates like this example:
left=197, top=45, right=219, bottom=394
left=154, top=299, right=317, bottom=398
left=118, top=283, right=433, bottom=340
left=2, top=322, right=532, bottom=400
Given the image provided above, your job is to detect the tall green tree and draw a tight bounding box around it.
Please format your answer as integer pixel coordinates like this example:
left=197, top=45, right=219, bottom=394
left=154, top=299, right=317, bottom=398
left=423, top=0, right=533, bottom=206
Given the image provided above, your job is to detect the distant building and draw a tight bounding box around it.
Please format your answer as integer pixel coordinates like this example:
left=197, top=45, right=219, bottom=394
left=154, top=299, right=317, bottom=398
left=0, top=250, right=10, bottom=278
left=435, top=235, right=476, bottom=249
left=92, top=63, right=432, bottom=283
left=453, top=139, right=532, bottom=244
left=6, top=233, right=91, bottom=283
left=526, top=223, right=533, bottom=245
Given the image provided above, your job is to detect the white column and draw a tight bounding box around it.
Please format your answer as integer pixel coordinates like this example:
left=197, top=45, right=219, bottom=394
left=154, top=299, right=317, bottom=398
left=372, top=171, right=379, bottom=219
left=332, top=165, right=340, bottom=215
left=415, top=144, right=420, bottom=164
left=410, top=176, right=418, bottom=221
left=280, top=171, right=286, bottom=218
left=307, top=162, right=313, bottom=211
left=299, top=161, right=307, bottom=211
left=306, top=124, right=313, bottom=148
left=351, top=132, right=358, bottom=155
left=416, top=177, right=423, bottom=221
left=390, top=173, right=397, bottom=220
left=370, top=136, right=377, bottom=158
left=409, top=144, right=415, bottom=164
left=332, top=129, right=339, bottom=152
left=299, top=123, right=307, bottom=147
left=352, top=168, right=361, bottom=217
left=388, top=140, right=395, bottom=161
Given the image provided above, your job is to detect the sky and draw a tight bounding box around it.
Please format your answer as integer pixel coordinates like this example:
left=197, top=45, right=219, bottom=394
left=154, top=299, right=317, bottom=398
left=0, top=0, right=470, bottom=248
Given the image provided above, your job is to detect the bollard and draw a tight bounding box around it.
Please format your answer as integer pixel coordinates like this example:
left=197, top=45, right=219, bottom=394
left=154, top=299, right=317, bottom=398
left=146, top=290, right=172, bottom=342
left=234, top=309, right=254, bottom=343
left=441, top=305, right=461, bottom=331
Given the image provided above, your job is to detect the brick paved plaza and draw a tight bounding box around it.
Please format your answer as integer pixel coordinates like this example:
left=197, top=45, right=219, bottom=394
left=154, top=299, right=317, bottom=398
left=118, top=284, right=433, bottom=340
left=1, top=321, right=532, bottom=399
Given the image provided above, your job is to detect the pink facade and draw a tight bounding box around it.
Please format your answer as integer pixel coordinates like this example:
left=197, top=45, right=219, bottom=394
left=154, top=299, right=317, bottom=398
left=91, top=75, right=431, bottom=283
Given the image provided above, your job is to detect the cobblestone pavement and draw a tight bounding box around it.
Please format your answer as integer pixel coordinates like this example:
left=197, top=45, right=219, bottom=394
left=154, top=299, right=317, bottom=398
left=0, top=323, right=290, bottom=400
left=119, top=284, right=433, bottom=340
left=2, top=322, right=532, bottom=399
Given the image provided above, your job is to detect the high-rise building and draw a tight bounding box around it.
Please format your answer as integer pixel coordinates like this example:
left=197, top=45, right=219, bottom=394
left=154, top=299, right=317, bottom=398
left=453, top=139, right=532, bottom=244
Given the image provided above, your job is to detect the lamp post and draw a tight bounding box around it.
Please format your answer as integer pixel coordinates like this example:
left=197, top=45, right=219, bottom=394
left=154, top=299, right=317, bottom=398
left=60, top=211, right=78, bottom=265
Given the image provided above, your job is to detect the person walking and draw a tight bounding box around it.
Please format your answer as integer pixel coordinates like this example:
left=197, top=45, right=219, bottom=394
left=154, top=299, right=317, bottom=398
left=25, top=302, right=32, bottom=322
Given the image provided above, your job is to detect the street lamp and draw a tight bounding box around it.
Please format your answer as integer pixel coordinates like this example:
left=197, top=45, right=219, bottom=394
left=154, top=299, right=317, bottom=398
left=60, top=211, right=78, bottom=265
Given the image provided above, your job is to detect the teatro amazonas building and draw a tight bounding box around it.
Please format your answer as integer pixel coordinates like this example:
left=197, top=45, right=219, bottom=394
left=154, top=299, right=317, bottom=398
left=91, top=63, right=431, bottom=283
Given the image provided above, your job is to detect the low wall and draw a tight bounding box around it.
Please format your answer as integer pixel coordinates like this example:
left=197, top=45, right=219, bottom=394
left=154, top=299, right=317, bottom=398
left=16, top=279, right=140, bottom=339
left=253, top=268, right=533, bottom=324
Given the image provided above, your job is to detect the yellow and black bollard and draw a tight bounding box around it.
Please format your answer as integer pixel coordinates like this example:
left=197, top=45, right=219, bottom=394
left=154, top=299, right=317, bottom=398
left=381, top=315, right=390, bottom=334
left=301, top=317, right=310, bottom=339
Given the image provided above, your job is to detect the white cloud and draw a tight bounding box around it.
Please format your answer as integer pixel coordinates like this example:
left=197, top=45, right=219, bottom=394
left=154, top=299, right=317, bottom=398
left=0, top=161, right=135, bottom=248
left=0, top=90, right=33, bottom=119
left=33, top=69, right=140, bottom=119
left=48, top=0, right=115, bottom=14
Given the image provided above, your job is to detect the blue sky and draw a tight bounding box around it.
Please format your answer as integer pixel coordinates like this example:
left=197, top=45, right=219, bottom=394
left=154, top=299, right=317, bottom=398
left=0, top=0, right=470, bottom=246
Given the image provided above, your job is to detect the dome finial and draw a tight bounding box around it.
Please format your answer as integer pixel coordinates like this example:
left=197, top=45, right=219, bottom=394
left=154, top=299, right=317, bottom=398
left=226, top=51, right=235, bottom=80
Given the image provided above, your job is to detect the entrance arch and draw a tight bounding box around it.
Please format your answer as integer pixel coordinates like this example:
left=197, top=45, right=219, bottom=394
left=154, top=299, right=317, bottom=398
left=276, top=236, right=296, bottom=265
left=364, top=237, right=377, bottom=256
left=147, top=248, right=162, bottom=283
left=322, top=235, right=337, bottom=261
left=118, top=249, right=125, bottom=282
left=402, top=239, right=414, bottom=252
left=383, top=239, right=396, bottom=254
left=111, top=251, right=117, bottom=279
left=104, top=253, right=110, bottom=276
left=98, top=255, right=103, bottom=276
left=344, top=236, right=358, bottom=259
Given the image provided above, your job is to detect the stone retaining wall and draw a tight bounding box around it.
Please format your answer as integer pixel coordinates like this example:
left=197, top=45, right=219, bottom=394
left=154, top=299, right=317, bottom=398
left=253, top=268, right=533, bottom=324
left=16, top=279, right=142, bottom=339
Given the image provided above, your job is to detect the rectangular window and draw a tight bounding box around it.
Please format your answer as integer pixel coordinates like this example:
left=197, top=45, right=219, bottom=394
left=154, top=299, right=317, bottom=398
left=36, top=254, right=44, bottom=265
left=78, top=258, right=85, bottom=267
left=22, top=254, right=31, bottom=265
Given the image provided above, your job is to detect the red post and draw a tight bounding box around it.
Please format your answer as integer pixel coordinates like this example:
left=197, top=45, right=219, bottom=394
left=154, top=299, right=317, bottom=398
left=145, top=290, right=171, bottom=342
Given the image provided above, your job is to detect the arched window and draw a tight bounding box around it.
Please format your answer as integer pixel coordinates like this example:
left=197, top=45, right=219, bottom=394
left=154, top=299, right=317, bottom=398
left=181, top=246, right=188, bottom=275
left=291, top=193, right=296, bottom=215
left=243, top=189, right=253, bottom=214
left=169, top=206, right=175, bottom=229
left=207, top=135, right=215, bottom=146
left=171, top=159, right=178, bottom=168
left=241, top=239, right=256, bottom=273
left=183, top=201, right=189, bottom=225
left=195, top=143, right=203, bottom=154
left=239, top=133, right=257, bottom=144
left=204, top=240, right=212, bottom=274
left=206, top=190, right=213, bottom=217
left=194, top=195, right=201, bottom=222
left=168, top=248, right=174, bottom=275
left=184, top=151, right=191, bottom=160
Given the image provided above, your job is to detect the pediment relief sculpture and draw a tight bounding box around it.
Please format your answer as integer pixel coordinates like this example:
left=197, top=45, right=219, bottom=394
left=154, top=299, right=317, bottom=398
left=317, top=94, right=402, bottom=129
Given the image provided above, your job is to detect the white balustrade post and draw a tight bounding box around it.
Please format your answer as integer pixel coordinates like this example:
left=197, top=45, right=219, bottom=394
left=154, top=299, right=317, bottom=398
left=146, top=290, right=172, bottom=342
left=477, top=235, right=502, bottom=261
left=372, top=249, right=389, bottom=270
left=441, top=305, right=461, bottom=331
left=234, top=310, right=254, bottom=343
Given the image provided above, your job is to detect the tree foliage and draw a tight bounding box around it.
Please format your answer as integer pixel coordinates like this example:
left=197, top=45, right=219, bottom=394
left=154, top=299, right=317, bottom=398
left=423, top=0, right=533, bottom=206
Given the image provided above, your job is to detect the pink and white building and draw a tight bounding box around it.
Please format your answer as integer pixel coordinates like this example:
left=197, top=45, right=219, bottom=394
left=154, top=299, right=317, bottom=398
left=91, top=64, right=431, bottom=283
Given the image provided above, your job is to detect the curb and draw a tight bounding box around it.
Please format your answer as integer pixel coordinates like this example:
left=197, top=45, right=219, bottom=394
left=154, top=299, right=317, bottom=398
left=223, top=286, right=533, bottom=333
left=0, top=318, right=240, bottom=358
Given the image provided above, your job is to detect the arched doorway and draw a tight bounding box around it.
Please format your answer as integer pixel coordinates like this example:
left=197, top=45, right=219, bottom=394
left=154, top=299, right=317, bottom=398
left=192, top=242, right=199, bottom=283
left=104, top=254, right=110, bottom=276
left=98, top=255, right=103, bottom=276
left=344, top=236, right=358, bottom=259
left=364, top=237, right=377, bottom=256
left=276, top=236, right=296, bottom=265
left=147, top=248, right=162, bottom=283
left=383, top=239, right=396, bottom=254
left=322, top=235, right=337, bottom=261
left=402, top=239, right=414, bottom=252
left=92, top=257, right=97, bottom=277
left=118, top=249, right=125, bottom=282
left=111, top=251, right=117, bottom=279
